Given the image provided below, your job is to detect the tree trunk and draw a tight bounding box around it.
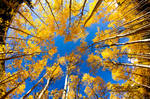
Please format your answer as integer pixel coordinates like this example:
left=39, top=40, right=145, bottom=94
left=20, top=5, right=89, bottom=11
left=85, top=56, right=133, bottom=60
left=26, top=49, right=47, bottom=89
left=37, top=78, right=52, bottom=99
left=62, top=74, right=69, bottom=99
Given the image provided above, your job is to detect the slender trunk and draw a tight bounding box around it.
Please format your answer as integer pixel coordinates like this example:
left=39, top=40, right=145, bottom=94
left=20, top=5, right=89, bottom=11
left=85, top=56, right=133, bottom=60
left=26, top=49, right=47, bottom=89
left=120, top=11, right=150, bottom=27
left=0, top=77, right=28, bottom=99
left=37, top=78, right=53, bottom=99
left=128, top=56, right=150, bottom=60
left=69, top=0, right=72, bottom=27
left=129, top=79, right=150, bottom=89
left=23, top=64, right=59, bottom=98
left=0, top=50, right=48, bottom=55
left=39, top=0, right=48, bottom=15
left=45, top=0, right=59, bottom=29
left=61, top=0, right=63, bottom=9
left=108, top=17, right=150, bottom=38
left=109, top=60, right=150, bottom=68
left=84, top=0, right=103, bottom=27
left=115, top=0, right=146, bottom=22
left=119, top=52, right=150, bottom=59
left=0, top=54, right=27, bottom=61
left=90, top=23, right=150, bottom=47
left=17, top=11, right=37, bottom=29
left=29, top=7, right=47, bottom=25
left=116, top=62, right=150, bottom=68
left=22, top=73, right=47, bottom=99
left=120, top=53, right=150, bottom=57
left=101, top=11, right=150, bottom=38
left=105, top=1, right=115, bottom=11
left=95, top=39, right=150, bottom=48
left=66, top=78, right=70, bottom=99
left=89, top=85, right=99, bottom=99
left=77, top=0, right=87, bottom=26
left=62, top=74, right=69, bottom=99
left=77, top=79, right=81, bottom=99
left=0, top=51, right=48, bottom=61
left=0, top=76, right=18, bottom=85
left=2, top=0, right=37, bottom=29
left=4, top=36, right=34, bottom=42
left=8, top=26, right=43, bottom=40
left=0, top=71, right=21, bottom=84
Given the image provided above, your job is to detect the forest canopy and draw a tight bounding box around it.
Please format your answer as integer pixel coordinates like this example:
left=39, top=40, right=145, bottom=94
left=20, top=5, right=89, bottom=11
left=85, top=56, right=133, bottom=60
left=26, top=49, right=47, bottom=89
left=0, top=0, right=150, bottom=98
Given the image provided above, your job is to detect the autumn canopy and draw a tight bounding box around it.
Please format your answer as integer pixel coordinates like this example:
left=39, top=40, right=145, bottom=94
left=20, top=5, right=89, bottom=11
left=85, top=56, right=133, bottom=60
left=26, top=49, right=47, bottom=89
left=0, top=0, right=150, bottom=98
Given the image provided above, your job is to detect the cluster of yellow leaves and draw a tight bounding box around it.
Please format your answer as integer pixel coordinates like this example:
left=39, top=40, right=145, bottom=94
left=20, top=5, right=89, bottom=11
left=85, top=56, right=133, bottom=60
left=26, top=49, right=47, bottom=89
left=58, top=57, right=66, bottom=65
left=92, top=27, right=101, bottom=43
left=71, top=0, right=82, bottom=16
left=66, top=52, right=80, bottom=63
left=133, top=68, right=150, bottom=86
left=82, top=73, right=94, bottom=84
left=68, top=26, right=87, bottom=42
left=110, top=94, right=119, bottom=99
left=0, top=18, right=2, bottom=23
left=51, top=89, right=63, bottom=99
left=48, top=47, right=57, bottom=56
left=67, top=75, right=80, bottom=98
left=0, top=44, right=5, bottom=52
left=24, top=40, right=41, bottom=54
left=31, top=59, right=47, bottom=79
left=0, top=71, right=7, bottom=97
left=20, top=70, right=30, bottom=79
left=82, top=73, right=106, bottom=98
left=46, top=63, right=63, bottom=79
left=107, top=21, right=115, bottom=28
left=87, top=53, right=102, bottom=73
left=87, top=53, right=101, bottom=63
left=16, top=83, right=26, bottom=95
left=69, top=75, right=79, bottom=88
left=111, top=67, right=128, bottom=81
left=101, top=47, right=119, bottom=60
left=53, top=0, right=62, bottom=12
left=27, top=95, right=34, bottom=99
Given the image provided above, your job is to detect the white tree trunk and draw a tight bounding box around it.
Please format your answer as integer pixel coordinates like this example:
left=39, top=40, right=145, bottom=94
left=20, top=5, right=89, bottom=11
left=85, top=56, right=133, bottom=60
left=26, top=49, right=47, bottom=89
left=62, top=74, right=68, bottom=99
left=38, top=78, right=51, bottom=99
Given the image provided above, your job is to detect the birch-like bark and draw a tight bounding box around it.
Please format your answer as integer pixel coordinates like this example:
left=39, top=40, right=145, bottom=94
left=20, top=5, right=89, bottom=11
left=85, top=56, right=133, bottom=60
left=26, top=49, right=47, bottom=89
left=66, top=78, right=70, bottom=99
left=128, top=56, right=150, bottom=60
left=95, top=39, right=150, bottom=48
left=101, top=11, right=150, bottom=38
left=89, top=23, right=150, bottom=47
left=37, top=78, right=52, bottom=99
left=62, top=74, right=69, bottom=99
left=129, top=79, right=150, bottom=89
left=110, top=62, right=150, bottom=69
left=34, top=64, right=59, bottom=99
